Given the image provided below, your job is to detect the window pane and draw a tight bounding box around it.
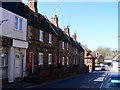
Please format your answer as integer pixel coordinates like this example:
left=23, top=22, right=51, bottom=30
left=62, top=41, right=64, bottom=49
left=67, top=57, right=69, bottom=65
left=49, top=34, right=52, bottom=44
left=15, top=17, right=18, bottom=30
left=48, top=53, right=52, bottom=64
left=62, top=57, right=64, bottom=65
left=39, top=30, right=43, bottom=41
left=19, top=19, right=22, bottom=30
left=39, top=53, right=43, bottom=65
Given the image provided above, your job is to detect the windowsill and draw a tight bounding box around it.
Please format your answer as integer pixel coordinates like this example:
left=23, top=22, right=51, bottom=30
left=39, top=40, right=43, bottom=42
left=14, top=29, right=23, bottom=32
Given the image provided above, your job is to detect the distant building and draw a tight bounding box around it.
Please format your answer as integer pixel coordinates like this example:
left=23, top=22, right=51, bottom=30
left=112, top=55, right=120, bottom=72
left=96, top=54, right=104, bottom=63
left=104, top=56, right=113, bottom=64
left=82, top=45, right=95, bottom=72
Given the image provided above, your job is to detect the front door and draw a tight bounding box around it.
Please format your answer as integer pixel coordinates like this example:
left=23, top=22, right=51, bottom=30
left=29, top=52, right=34, bottom=73
left=15, top=53, right=22, bottom=78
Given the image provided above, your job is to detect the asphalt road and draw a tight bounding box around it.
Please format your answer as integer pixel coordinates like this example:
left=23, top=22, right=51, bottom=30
left=25, top=67, right=108, bottom=88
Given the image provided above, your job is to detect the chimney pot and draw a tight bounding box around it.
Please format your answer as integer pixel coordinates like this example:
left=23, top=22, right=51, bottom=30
left=64, top=25, right=70, bottom=36
left=51, top=14, right=59, bottom=28
left=28, top=0, right=38, bottom=14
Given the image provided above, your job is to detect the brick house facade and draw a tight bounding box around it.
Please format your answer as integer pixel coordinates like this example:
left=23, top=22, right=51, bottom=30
left=1, top=1, right=86, bottom=83
left=24, top=1, right=86, bottom=82
left=82, top=45, right=95, bottom=72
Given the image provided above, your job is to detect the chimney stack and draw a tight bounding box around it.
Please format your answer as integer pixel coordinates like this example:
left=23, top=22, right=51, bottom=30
left=28, top=0, right=38, bottom=14
left=51, top=15, right=59, bottom=28
left=72, top=33, right=77, bottom=41
left=64, top=25, right=70, bottom=36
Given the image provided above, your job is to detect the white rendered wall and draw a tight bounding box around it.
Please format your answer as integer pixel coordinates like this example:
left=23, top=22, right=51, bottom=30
left=0, top=7, right=27, bottom=41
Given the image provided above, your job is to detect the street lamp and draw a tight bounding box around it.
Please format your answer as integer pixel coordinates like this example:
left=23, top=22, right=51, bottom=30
left=0, top=19, right=8, bottom=26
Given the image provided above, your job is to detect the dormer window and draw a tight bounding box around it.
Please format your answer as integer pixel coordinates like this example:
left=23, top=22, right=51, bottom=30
left=39, top=30, right=43, bottom=42
left=48, top=34, right=52, bottom=44
left=62, top=41, right=64, bottom=49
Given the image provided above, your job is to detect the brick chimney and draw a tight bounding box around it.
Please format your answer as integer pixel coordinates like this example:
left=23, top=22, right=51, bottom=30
left=64, top=25, right=70, bottom=36
left=72, top=33, right=77, bottom=41
left=28, top=0, right=38, bottom=14
left=51, top=15, right=59, bottom=28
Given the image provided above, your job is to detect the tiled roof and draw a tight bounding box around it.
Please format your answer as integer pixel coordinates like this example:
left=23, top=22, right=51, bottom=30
left=22, top=4, right=58, bottom=36
left=81, top=45, right=91, bottom=52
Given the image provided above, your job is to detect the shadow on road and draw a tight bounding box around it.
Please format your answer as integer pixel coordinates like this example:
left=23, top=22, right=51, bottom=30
left=25, top=70, right=106, bottom=88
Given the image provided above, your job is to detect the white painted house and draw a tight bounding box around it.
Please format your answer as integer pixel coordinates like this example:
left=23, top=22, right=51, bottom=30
left=0, top=4, right=28, bottom=83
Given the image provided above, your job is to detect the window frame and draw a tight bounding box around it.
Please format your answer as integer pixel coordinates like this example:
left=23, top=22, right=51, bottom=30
left=67, top=43, right=69, bottom=50
left=19, top=18, right=22, bottom=30
left=67, top=57, right=69, bottom=65
left=48, top=53, right=52, bottom=65
left=15, top=16, right=23, bottom=31
left=39, top=30, right=44, bottom=42
left=48, top=34, right=52, bottom=44
left=62, top=57, right=65, bottom=66
left=62, top=41, right=64, bottom=50
left=38, top=52, right=43, bottom=65
left=15, top=16, right=19, bottom=30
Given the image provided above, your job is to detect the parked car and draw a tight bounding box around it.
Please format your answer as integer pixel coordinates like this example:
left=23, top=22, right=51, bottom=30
left=100, top=73, right=120, bottom=89
left=101, top=66, right=106, bottom=71
left=100, top=63, right=105, bottom=67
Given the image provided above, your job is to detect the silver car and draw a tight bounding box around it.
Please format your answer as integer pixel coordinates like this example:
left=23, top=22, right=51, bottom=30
left=100, top=73, right=120, bottom=89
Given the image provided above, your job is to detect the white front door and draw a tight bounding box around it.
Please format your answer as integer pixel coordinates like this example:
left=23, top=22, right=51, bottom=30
left=15, top=53, right=22, bottom=78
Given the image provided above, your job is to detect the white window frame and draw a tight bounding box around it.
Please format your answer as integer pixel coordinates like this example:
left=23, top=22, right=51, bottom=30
left=48, top=53, right=52, bottom=65
left=67, top=43, right=69, bottom=50
left=48, top=34, right=52, bottom=44
left=39, top=30, right=43, bottom=42
left=62, top=57, right=65, bottom=65
left=38, top=53, right=43, bottom=65
left=62, top=41, right=64, bottom=50
left=15, top=16, right=22, bottom=30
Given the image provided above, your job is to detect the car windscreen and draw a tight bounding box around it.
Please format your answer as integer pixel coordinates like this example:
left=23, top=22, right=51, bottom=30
left=105, top=77, right=120, bottom=88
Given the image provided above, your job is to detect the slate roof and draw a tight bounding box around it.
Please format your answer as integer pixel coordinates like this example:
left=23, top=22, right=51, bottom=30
left=81, top=45, right=91, bottom=52
left=2, top=1, right=83, bottom=51
left=1, top=2, right=26, bottom=18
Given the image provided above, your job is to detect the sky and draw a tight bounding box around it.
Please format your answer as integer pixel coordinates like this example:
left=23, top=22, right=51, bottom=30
left=22, top=1, right=118, bottom=51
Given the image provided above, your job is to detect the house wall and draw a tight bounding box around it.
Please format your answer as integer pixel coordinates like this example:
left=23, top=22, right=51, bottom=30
left=26, top=25, right=86, bottom=83
left=1, top=7, right=27, bottom=41
left=1, top=7, right=28, bottom=83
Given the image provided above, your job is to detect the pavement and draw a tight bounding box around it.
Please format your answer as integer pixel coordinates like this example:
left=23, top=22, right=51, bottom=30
left=2, top=80, right=35, bottom=89
left=1, top=66, right=112, bottom=89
